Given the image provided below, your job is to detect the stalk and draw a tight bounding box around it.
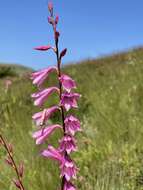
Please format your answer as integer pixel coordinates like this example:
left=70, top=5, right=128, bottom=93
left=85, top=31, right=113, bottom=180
left=53, top=20, right=66, bottom=190
left=50, top=10, right=67, bottom=190
left=0, top=134, right=25, bottom=190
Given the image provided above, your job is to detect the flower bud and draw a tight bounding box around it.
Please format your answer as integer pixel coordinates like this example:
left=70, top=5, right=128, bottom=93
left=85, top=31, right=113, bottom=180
left=18, top=162, right=24, bottom=178
left=5, top=157, right=13, bottom=167
left=60, top=48, right=67, bottom=59
left=48, top=2, right=53, bottom=13
left=8, top=143, right=13, bottom=153
left=55, top=15, right=59, bottom=25
left=34, top=45, right=51, bottom=51
left=13, top=179, right=21, bottom=189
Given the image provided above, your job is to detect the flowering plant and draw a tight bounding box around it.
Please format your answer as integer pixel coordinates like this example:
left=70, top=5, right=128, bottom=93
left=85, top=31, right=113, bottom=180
left=31, top=2, right=81, bottom=190
left=0, top=135, right=25, bottom=190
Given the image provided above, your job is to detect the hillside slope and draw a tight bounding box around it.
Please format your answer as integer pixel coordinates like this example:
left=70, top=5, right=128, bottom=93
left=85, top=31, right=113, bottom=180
left=1, top=47, right=143, bottom=190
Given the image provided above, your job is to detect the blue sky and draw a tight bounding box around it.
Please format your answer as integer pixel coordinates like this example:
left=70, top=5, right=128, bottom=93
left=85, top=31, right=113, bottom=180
left=0, top=0, right=143, bottom=69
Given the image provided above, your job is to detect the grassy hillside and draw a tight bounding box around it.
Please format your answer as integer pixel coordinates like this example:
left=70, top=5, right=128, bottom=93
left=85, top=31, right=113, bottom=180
left=1, top=47, right=143, bottom=190
left=0, top=63, right=32, bottom=78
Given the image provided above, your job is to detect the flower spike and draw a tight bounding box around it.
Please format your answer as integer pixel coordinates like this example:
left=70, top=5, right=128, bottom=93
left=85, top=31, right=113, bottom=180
left=31, top=2, right=81, bottom=190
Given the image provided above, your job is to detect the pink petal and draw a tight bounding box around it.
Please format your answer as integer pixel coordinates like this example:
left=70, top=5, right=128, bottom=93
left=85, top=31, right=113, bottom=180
left=41, top=145, right=63, bottom=163
left=32, top=106, right=60, bottom=126
left=63, top=181, right=77, bottom=190
left=31, top=66, right=57, bottom=87
left=32, top=124, right=62, bottom=144
left=32, top=87, right=59, bottom=106
left=64, top=115, right=81, bottom=136
left=59, top=74, right=76, bottom=92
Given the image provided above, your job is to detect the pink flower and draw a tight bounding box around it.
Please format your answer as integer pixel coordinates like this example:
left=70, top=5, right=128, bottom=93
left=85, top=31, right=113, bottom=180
left=60, top=157, right=78, bottom=181
left=33, top=124, right=62, bottom=145
left=61, top=92, right=81, bottom=111
left=63, top=181, right=76, bottom=190
left=64, top=115, right=81, bottom=136
left=31, top=66, right=57, bottom=87
left=4, top=79, right=12, bottom=91
left=59, top=74, right=76, bottom=92
left=34, top=45, right=51, bottom=51
left=31, top=87, right=59, bottom=106
left=32, top=106, right=59, bottom=126
left=59, top=135, right=77, bottom=154
left=41, top=145, right=63, bottom=163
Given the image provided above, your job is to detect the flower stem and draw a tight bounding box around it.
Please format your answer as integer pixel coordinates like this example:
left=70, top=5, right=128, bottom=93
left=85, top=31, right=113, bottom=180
left=0, top=134, right=25, bottom=190
left=55, top=36, right=66, bottom=190
left=51, top=22, right=66, bottom=190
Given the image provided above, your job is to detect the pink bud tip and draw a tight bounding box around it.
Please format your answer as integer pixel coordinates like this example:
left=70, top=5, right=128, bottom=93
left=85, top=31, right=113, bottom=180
left=5, top=158, right=13, bottom=167
left=18, top=163, right=24, bottom=178
left=34, top=45, right=51, bottom=51
left=48, top=2, right=53, bottom=12
left=60, top=48, right=67, bottom=59
left=8, top=143, right=13, bottom=153
left=13, top=179, right=21, bottom=189
left=55, top=15, right=59, bottom=25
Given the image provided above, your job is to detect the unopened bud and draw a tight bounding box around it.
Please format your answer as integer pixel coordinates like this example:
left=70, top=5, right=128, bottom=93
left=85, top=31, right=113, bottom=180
left=55, top=15, right=59, bottom=25
left=60, top=48, right=67, bottom=59
left=34, top=45, right=51, bottom=51
left=13, top=179, right=21, bottom=189
left=18, top=162, right=24, bottom=178
left=48, top=2, right=53, bottom=13
left=8, top=143, right=13, bottom=153
left=5, top=157, right=13, bottom=167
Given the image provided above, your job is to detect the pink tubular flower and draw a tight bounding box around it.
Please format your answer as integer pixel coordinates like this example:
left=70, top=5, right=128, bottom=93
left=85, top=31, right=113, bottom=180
left=63, top=181, right=76, bottom=190
left=59, top=74, right=76, bottom=92
left=60, top=157, right=78, bottom=181
left=41, top=145, right=63, bottom=163
left=59, top=135, right=77, bottom=154
left=32, top=124, right=62, bottom=145
left=31, top=87, right=59, bottom=106
left=31, top=66, right=57, bottom=87
left=64, top=115, right=81, bottom=136
left=32, top=106, right=59, bottom=126
left=61, top=92, right=81, bottom=111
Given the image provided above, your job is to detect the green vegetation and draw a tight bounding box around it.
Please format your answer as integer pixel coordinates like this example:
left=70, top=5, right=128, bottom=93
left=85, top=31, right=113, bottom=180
left=1, top=47, right=143, bottom=190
